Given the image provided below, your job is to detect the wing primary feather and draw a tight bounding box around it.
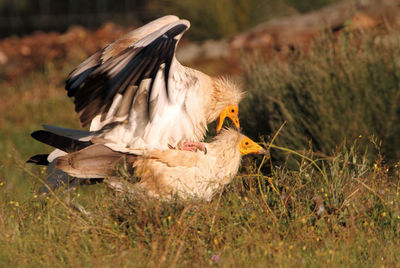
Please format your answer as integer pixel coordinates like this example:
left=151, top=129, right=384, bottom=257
left=72, top=49, right=141, bottom=123
left=66, top=22, right=189, bottom=126
left=116, top=85, right=138, bottom=117
left=99, top=49, right=141, bottom=101
left=65, top=49, right=104, bottom=97
left=160, top=24, right=188, bottom=100
left=103, top=38, right=167, bottom=120
left=109, top=51, right=151, bottom=97
left=101, top=48, right=141, bottom=98
left=145, top=38, right=172, bottom=117
left=163, top=39, right=177, bottom=100
left=66, top=66, right=99, bottom=97
left=164, top=23, right=189, bottom=38
left=31, top=130, right=93, bottom=153
left=42, top=124, right=95, bottom=140
left=99, top=49, right=156, bottom=121
left=74, top=72, right=109, bottom=125
left=26, top=154, right=50, bottom=165
left=103, top=50, right=148, bottom=101
left=139, top=39, right=167, bottom=79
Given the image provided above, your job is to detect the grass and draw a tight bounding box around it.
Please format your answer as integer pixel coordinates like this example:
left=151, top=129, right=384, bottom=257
left=1, top=138, right=399, bottom=266
left=1, top=25, right=400, bottom=267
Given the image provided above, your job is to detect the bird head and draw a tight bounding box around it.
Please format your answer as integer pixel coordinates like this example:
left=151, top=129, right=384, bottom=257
left=212, top=77, right=244, bottom=133
left=216, top=105, right=240, bottom=133
left=238, top=136, right=268, bottom=156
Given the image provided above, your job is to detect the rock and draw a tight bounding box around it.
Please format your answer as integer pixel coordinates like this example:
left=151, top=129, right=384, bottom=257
left=176, top=39, right=229, bottom=64
left=350, top=13, right=377, bottom=30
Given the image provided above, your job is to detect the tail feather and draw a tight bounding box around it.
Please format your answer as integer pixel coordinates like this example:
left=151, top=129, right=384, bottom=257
left=56, top=144, right=137, bottom=178
left=28, top=126, right=111, bottom=193
left=40, top=161, right=103, bottom=193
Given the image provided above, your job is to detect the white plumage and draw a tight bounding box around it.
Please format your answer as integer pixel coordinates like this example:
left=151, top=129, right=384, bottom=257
left=52, top=128, right=267, bottom=201
left=65, top=15, right=243, bottom=152
left=28, top=16, right=245, bottom=192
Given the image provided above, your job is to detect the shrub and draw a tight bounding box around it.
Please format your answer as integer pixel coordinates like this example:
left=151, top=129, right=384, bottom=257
left=146, top=0, right=340, bottom=40
left=241, top=28, right=400, bottom=165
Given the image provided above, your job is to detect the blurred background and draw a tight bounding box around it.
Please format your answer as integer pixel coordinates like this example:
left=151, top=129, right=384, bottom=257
left=0, top=0, right=399, bottom=195
left=0, top=0, right=338, bottom=39
left=1, top=2, right=400, bottom=265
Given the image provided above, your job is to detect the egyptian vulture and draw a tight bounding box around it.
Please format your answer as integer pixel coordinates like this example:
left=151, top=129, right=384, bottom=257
left=65, top=15, right=243, bottom=152
left=28, top=128, right=266, bottom=201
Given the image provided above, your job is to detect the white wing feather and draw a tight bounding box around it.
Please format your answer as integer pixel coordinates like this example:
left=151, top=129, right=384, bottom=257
left=78, top=18, right=205, bottom=150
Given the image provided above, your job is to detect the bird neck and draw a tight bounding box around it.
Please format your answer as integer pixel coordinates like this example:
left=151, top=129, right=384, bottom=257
left=207, top=130, right=243, bottom=181
left=206, top=77, right=243, bottom=123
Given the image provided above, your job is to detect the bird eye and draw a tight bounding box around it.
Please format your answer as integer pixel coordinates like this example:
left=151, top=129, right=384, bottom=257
left=231, top=109, right=235, bottom=113
left=245, top=142, right=249, bottom=145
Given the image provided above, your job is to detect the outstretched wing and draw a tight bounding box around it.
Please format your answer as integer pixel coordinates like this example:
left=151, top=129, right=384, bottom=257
left=66, top=16, right=190, bottom=127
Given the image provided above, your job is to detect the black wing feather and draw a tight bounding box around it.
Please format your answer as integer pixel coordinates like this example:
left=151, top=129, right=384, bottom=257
left=163, top=38, right=177, bottom=99
left=26, top=154, right=50, bottom=165
left=66, top=23, right=188, bottom=126
left=66, top=49, right=104, bottom=97
left=31, top=130, right=92, bottom=153
left=146, top=38, right=172, bottom=116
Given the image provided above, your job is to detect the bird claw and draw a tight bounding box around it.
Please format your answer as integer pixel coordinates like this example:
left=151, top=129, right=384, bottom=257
left=182, top=141, right=207, bottom=154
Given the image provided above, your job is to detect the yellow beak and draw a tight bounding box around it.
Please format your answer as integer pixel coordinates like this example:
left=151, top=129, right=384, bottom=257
left=216, top=105, right=240, bottom=133
left=239, top=137, right=268, bottom=156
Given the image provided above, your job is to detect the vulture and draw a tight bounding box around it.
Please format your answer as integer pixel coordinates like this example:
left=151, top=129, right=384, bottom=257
left=65, top=15, right=244, bottom=152
left=28, top=128, right=266, bottom=201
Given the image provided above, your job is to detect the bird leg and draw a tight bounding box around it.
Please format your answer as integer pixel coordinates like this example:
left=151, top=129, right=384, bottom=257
left=181, top=141, right=207, bottom=154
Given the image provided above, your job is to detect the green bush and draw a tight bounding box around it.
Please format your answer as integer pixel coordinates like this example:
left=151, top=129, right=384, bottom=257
left=241, top=29, right=400, bottom=165
left=147, top=0, right=340, bottom=40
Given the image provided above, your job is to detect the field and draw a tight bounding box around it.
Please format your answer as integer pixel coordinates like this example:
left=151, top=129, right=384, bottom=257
left=1, top=21, right=400, bottom=267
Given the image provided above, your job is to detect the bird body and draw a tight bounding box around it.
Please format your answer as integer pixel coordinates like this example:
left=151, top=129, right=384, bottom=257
left=66, top=15, right=243, bottom=150
left=28, top=16, right=246, bottom=193
left=31, top=128, right=266, bottom=201
left=89, top=68, right=233, bottom=150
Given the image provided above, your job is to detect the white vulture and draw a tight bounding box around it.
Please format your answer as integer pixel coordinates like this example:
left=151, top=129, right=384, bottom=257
left=28, top=128, right=266, bottom=201
left=65, top=15, right=243, bottom=153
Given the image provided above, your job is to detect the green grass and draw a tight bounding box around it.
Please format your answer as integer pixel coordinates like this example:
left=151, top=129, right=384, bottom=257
left=0, top=140, right=399, bottom=266
left=1, top=25, right=400, bottom=267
